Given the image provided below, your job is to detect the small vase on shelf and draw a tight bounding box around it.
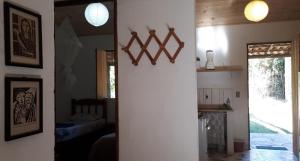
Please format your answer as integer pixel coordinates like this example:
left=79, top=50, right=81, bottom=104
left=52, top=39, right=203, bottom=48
left=205, top=50, right=215, bottom=69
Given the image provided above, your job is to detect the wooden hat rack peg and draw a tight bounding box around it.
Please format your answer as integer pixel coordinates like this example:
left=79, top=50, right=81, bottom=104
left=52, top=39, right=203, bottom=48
left=121, top=26, right=184, bottom=66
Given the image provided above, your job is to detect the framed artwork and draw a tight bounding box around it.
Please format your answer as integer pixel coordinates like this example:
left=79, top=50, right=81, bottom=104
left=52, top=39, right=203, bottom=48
left=4, top=2, right=43, bottom=68
left=5, top=77, right=43, bottom=141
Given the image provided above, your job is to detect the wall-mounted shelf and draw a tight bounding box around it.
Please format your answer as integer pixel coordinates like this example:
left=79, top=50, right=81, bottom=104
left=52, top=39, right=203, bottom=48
left=198, top=104, right=233, bottom=112
left=197, top=65, right=243, bottom=72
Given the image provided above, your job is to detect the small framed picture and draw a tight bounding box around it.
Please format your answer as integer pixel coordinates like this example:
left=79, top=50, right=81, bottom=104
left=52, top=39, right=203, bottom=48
left=4, top=2, right=43, bottom=68
left=5, top=77, right=43, bottom=141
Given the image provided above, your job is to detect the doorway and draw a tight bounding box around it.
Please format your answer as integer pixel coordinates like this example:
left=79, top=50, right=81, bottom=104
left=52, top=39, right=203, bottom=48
left=54, top=1, right=118, bottom=161
left=248, top=42, right=293, bottom=151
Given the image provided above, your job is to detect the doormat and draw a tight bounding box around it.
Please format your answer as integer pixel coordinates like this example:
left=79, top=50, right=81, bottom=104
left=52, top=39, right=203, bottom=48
left=256, top=146, right=288, bottom=150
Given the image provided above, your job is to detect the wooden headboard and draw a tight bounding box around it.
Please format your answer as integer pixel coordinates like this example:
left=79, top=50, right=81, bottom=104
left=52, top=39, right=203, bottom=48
left=71, top=98, right=108, bottom=123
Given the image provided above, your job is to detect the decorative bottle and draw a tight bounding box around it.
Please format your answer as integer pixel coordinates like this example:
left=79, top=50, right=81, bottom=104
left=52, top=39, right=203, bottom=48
left=205, top=50, right=215, bottom=69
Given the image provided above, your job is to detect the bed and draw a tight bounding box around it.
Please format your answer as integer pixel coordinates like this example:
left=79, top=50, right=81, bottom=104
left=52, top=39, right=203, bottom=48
left=89, top=133, right=116, bottom=161
left=55, top=98, right=115, bottom=161
left=56, top=119, right=107, bottom=142
left=55, top=98, right=108, bottom=143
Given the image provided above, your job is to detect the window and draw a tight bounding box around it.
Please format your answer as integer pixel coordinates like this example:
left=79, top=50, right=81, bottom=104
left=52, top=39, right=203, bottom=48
left=96, top=50, right=115, bottom=99
left=108, top=64, right=115, bottom=98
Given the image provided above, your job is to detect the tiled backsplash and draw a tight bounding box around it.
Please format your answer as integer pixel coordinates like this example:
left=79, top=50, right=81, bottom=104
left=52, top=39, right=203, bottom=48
left=203, top=112, right=227, bottom=153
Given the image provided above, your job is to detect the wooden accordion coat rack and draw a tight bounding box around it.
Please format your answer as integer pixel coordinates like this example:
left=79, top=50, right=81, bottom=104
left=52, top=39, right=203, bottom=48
left=121, top=27, right=184, bottom=65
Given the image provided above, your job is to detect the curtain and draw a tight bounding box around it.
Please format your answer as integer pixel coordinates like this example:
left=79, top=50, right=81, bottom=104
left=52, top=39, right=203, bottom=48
left=97, top=50, right=108, bottom=98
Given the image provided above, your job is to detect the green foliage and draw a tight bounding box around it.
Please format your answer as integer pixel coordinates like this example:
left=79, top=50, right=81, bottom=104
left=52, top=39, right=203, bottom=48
left=250, top=121, right=278, bottom=134
left=249, top=57, right=286, bottom=100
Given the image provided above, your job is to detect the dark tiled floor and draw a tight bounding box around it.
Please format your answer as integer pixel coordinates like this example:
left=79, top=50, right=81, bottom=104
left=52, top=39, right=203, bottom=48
left=208, top=149, right=298, bottom=161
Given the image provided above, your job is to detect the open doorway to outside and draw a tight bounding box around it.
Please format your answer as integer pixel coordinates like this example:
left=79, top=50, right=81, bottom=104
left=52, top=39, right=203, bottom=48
left=248, top=42, right=293, bottom=151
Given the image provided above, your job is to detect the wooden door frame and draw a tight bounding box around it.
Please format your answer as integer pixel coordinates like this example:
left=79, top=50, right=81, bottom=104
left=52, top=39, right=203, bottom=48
left=246, top=41, right=294, bottom=152
left=54, top=0, right=113, bottom=7
left=54, top=1, right=119, bottom=161
left=292, top=38, right=299, bottom=158
left=113, top=0, right=119, bottom=160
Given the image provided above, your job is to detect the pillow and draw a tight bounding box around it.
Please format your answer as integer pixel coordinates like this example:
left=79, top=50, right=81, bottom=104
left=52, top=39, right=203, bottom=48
left=70, top=113, right=103, bottom=121
left=69, top=113, right=82, bottom=121
left=85, top=114, right=102, bottom=121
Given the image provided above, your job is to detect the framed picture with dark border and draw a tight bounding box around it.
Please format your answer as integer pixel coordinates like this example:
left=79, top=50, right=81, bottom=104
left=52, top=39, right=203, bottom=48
left=4, top=2, right=43, bottom=68
left=5, top=76, right=43, bottom=141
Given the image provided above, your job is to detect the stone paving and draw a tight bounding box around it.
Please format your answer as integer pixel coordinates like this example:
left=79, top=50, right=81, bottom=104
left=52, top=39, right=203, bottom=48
left=208, top=149, right=297, bottom=161
left=207, top=133, right=294, bottom=161
left=250, top=133, right=292, bottom=151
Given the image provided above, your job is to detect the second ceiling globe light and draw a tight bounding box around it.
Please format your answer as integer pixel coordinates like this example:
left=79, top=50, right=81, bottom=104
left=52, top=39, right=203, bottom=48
left=244, top=0, right=269, bottom=22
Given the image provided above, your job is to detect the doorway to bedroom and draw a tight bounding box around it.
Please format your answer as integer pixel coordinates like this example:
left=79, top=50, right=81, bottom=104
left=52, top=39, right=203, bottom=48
left=248, top=42, right=293, bottom=151
left=54, top=1, right=118, bottom=161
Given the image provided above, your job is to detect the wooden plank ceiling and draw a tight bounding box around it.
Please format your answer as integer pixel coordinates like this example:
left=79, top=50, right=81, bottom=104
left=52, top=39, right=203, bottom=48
left=196, top=0, right=300, bottom=27
left=55, top=2, right=114, bottom=36
left=55, top=0, right=300, bottom=35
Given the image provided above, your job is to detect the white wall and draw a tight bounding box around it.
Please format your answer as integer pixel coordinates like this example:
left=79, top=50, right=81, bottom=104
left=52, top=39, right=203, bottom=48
left=0, top=0, right=55, bottom=161
left=73, top=35, right=114, bottom=99
left=118, top=0, right=199, bottom=161
left=55, top=34, right=114, bottom=122
left=197, top=20, right=300, bottom=148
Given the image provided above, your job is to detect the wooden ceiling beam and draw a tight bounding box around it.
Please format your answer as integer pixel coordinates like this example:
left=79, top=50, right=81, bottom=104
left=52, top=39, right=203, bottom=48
left=55, top=0, right=113, bottom=7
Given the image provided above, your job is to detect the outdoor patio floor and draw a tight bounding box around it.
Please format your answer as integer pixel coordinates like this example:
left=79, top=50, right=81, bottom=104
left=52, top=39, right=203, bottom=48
left=250, top=133, right=292, bottom=151
left=208, top=149, right=297, bottom=161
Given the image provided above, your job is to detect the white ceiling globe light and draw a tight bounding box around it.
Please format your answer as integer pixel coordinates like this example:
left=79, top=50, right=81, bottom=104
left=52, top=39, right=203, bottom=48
left=244, top=0, right=269, bottom=22
left=84, top=3, right=109, bottom=27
